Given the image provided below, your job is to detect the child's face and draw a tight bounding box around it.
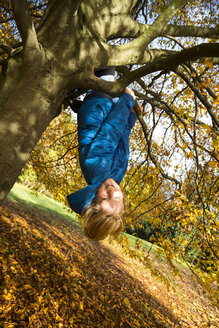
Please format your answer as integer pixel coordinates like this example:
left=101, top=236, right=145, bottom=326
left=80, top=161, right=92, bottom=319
left=95, top=179, right=124, bottom=215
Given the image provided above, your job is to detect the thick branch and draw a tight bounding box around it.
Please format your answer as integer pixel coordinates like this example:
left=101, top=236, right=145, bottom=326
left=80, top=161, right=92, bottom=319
left=11, top=0, right=39, bottom=52
left=106, top=0, right=187, bottom=63
left=113, top=43, right=219, bottom=84
left=36, top=0, right=82, bottom=61
left=105, top=15, right=143, bottom=40
left=108, top=20, right=219, bottom=40
left=71, top=43, right=219, bottom=98
left=165, top=24, right=219, bottom=39
left=107, top=40, right=219, bottom=67
left=138, top=24, right=219, bottom=40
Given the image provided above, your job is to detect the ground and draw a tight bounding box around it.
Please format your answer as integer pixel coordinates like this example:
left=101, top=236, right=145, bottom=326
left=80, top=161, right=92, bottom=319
left=0, top=184, right=218, bottom=328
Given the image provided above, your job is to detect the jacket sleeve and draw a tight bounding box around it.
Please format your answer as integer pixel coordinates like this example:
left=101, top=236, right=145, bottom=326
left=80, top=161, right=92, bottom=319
left=83, top=93, right=135, bottom=185
left=109, top=111, right=137, bottom=184
left=127, top=111, right=137, bottom=136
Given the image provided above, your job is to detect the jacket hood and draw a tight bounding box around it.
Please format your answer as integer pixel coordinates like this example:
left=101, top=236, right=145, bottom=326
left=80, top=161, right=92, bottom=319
left=67, top=183, right=101, bottom=215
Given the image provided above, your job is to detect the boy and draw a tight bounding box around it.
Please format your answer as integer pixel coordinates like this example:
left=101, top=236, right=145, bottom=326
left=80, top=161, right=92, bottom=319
left=67, top=68, right=136, bottom=241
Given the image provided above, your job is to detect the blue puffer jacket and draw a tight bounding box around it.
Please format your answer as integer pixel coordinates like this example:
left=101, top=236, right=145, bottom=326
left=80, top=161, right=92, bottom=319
left=67, top=93, right=136, bottom=214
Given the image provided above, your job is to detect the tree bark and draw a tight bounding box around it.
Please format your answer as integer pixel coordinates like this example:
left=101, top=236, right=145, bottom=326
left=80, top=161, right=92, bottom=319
left=0, top=50, right=69, bottom=201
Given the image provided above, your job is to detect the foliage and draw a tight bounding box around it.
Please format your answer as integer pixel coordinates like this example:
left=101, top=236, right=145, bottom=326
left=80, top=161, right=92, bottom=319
left=20, top=111, right=83, bottom=203
left=125, top=219, right=157, bottom=241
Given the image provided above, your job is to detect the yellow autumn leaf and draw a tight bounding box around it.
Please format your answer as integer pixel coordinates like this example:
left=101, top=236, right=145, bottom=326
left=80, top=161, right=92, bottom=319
left=79, top=302, right=84, bottom=310
left=188, top=151, right=194, bottom=158
left=124, top=298, right=130, bottom=307
left=55, top=314, right=61, bottom=321
left=133, top=319, right=141, bottom=326
left=182, top=143, right=188, bottom=150
left=208, top=161, right=216, bottom=167
left=205, top=60, right=213, bottom=68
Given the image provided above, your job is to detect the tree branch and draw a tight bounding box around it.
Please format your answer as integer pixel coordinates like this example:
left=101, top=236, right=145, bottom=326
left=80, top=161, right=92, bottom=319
left=0, top=41, right=23, bottom=57
left=127, top=181, right=163, bottom=217
left=106, top=0, right=187, bottom=63
left=108, top=21, right=219, bottom=40
left=112, top=43, right=219, bottom=84
left=0, top=41, right=13, bottom=55
left=11, top=0, right=39, bottom=53
left=146, top=24, right=219, bottom=40
left=165, top=24, right=219, bottom=39
left=135, top=90, right=219, bottom=162
left=133, top=103, right=182, bottom=186
left=175, top=68, right=219, bottom=129
left=75, top=43, right=219, bottom=98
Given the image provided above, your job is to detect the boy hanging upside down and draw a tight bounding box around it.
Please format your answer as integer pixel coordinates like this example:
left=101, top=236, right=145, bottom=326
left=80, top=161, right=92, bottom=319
left=67, top=67, right=137, bottom=241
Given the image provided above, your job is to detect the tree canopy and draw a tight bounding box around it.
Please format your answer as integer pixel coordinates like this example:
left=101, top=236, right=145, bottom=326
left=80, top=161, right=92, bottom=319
left=0, top=0, right=219, bottom=297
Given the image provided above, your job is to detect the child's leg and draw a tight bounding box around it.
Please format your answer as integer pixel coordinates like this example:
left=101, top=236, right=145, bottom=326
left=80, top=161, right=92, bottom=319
left=66, top=68, right=116, bottom=113
left=85, top=67, right=116, bottom=101
left=94, top=67, right=115, bottom=81
left=94, top=67, right=119, bottom=103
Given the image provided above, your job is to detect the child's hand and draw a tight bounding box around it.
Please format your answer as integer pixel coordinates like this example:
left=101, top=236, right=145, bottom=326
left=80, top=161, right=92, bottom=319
left=125, top=87, right=136, bottom=100
left=132, top=103, right=143, bottom=113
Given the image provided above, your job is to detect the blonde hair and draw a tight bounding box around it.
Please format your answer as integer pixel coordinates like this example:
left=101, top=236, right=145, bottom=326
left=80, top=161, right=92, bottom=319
left=81, top=202, right=125, bottom=241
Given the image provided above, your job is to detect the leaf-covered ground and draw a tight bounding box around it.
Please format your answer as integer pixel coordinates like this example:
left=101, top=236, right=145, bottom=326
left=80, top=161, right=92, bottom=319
left=0, top=199, right=218, bottom=328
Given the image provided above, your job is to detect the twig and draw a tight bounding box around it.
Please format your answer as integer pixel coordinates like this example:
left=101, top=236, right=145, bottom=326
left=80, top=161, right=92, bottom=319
left=134, top=102, right=182, bottom=186
left=175, top=67, right=219, bottom=129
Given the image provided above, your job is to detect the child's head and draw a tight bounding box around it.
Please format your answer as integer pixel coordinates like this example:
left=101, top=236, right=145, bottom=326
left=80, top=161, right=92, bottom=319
left=82, top=179, right=125, bottom=241
left=95, top=178, right=124, bottom=215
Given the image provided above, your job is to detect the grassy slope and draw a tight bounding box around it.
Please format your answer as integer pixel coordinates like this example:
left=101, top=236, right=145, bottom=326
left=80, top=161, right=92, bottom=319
left=8, top=183, right=78, bottom=224
left=0, top=183, right=218, bottom=328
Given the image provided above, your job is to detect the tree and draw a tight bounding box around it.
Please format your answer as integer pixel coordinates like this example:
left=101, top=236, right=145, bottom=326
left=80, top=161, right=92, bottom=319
left=2, top=0, right=218, bottom=299
left=0, top=0, right=218, bottom=205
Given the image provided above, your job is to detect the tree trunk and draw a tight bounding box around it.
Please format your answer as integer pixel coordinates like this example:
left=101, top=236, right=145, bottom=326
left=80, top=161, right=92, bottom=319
left=0, top=50, right=73, bottom=202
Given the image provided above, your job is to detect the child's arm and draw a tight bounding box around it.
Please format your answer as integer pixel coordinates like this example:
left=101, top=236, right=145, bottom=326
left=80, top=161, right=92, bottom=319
left=109, top=110, right=137, bottom=184
left=88, top=93, right=135, bottom=153
left=121, top=87, right=137, bottom=137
